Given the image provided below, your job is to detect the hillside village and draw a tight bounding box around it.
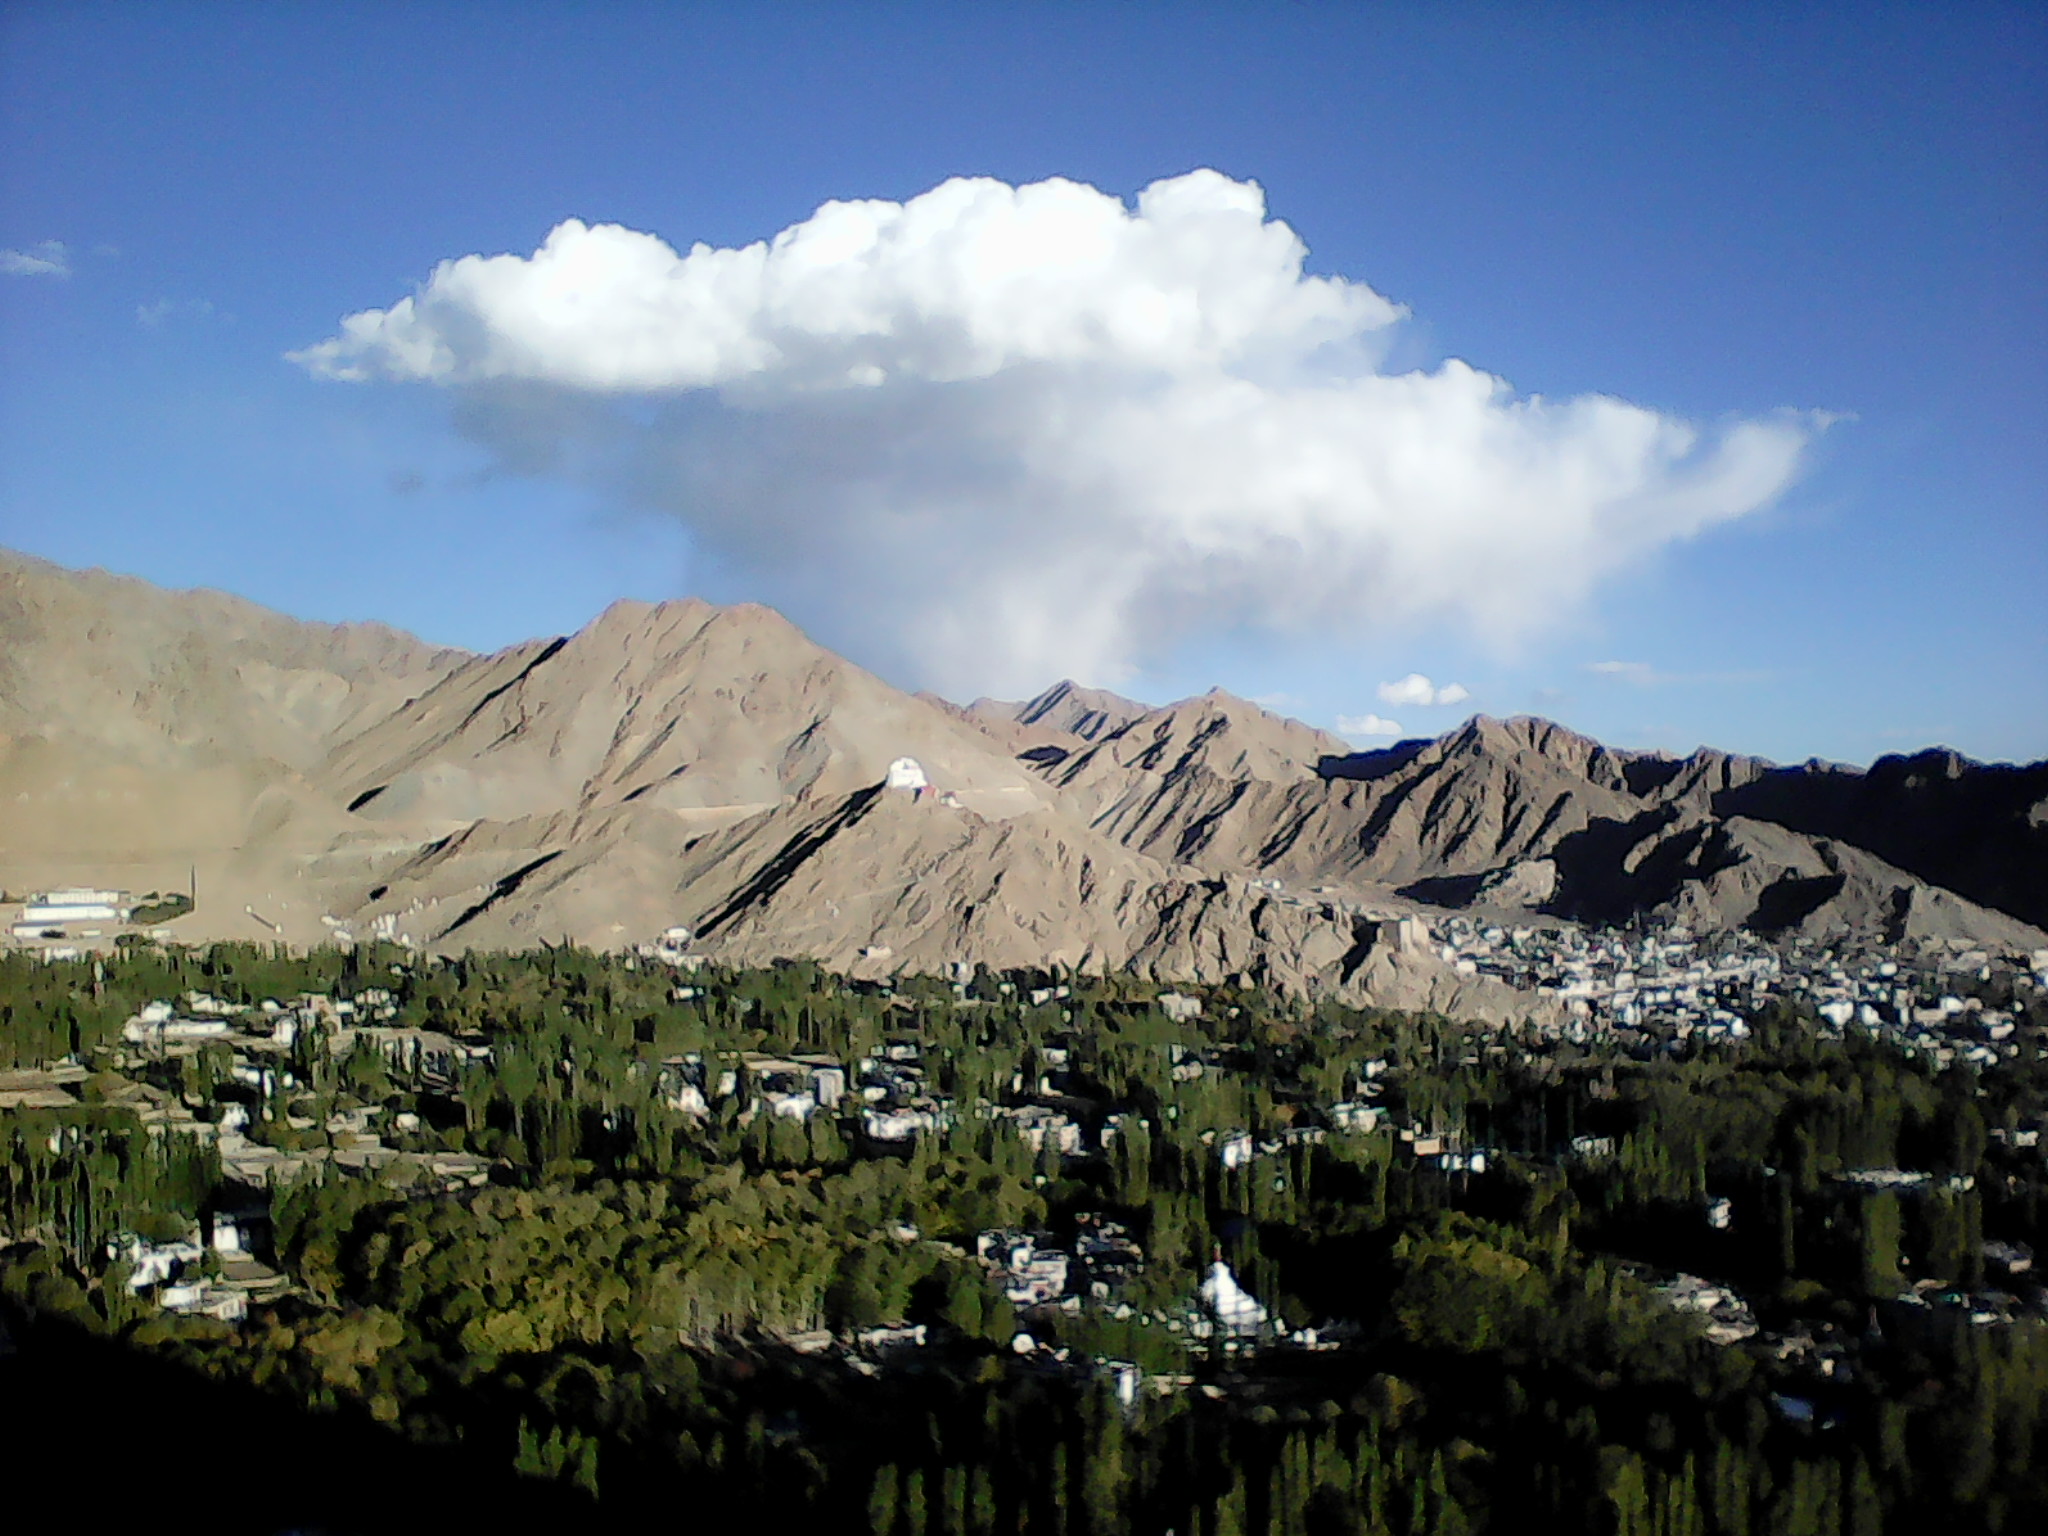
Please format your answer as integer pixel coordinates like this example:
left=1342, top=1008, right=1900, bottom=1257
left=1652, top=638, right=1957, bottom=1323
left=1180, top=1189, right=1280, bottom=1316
left=6, top=924, right=2048, bottom=1528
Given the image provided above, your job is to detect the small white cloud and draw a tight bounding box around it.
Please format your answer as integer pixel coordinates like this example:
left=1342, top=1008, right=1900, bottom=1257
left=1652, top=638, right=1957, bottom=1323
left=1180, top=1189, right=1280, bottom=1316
left=1338, top=713, right=1403, bottom=738
left=1, top=241, right=69, bottom=278
left=1376, top=672, right=1472, bottom=707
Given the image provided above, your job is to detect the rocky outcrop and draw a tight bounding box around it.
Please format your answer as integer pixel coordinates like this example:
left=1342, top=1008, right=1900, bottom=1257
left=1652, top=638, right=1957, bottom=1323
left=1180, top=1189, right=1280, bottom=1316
left=1022, top=706, right=2047, bottom=947
left=968, top=680, right=1150, bottom=748
left=314, top=596, right=1048, bottom=830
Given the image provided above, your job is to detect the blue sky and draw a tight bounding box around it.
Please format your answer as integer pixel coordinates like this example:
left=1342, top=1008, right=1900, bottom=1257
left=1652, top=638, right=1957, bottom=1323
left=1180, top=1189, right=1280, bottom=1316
left=1, top=3, right=2041, bottom=765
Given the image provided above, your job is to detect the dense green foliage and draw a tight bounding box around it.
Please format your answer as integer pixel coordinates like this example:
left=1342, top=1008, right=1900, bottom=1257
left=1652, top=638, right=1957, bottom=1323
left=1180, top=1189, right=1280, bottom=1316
left=3, top=943, right=2046, bottom=1533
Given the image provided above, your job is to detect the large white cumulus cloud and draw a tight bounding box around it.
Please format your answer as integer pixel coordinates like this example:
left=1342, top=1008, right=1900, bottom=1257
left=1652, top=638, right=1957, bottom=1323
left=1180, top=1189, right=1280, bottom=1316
left=294, top=170, right=1814, bottom=694
left=295, top=172, right=1395, bottom=390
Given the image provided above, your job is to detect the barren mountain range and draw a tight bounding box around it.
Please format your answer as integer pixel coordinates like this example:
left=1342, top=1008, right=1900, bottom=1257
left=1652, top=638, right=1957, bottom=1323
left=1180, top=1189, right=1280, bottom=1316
left=3, top=549, right=2043, bottom=1014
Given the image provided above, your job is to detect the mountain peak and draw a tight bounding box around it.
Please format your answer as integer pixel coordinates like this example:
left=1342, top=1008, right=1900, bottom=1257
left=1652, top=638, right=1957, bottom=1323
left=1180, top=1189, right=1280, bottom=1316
left=1049, top=687, right=1350, bottom=790
left=972, top=678, right=1149, bottom=746
left=5, top=547, right=2043, bottom=969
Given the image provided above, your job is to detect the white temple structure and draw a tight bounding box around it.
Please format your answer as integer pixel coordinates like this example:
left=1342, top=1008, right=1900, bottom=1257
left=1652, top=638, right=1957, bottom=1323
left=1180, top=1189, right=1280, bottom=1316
left=1199, top=1259, right=1269, bottom=1336
left=885, top=757, right=929, bottom=791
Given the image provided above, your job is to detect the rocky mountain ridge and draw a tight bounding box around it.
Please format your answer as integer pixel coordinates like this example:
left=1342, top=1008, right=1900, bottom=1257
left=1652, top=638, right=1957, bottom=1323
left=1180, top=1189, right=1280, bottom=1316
left=3, top=549, right=2042, bottom=1014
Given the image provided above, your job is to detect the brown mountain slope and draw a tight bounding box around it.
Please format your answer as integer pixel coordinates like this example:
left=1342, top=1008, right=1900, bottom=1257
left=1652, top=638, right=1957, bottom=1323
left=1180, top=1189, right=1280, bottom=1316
left=0, top=551, right=464, bottom=886
left=930, top=680, right=1153, bottom=756
left=974, top=680, right=1151, bottom=744
left=0, top=549, right=461, bottom=774
left=1028, top=710, right=2047, bottom=947
left=367, top=782, right=1556, bottom=1019
left=2, top=550, right=2040, bottom=977
left=1037, top=712, right=1660, bottom=886
left=317, top=597, right=1045, bottom=834
left=1602, top=813, right=2047, bottom=949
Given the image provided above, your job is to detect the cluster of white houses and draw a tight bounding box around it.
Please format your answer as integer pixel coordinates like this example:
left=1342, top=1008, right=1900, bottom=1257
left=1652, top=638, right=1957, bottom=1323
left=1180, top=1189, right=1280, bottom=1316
left=657, top=1043, right=953, bottom=1144
left=108, top=1209, right=281, bottom=1325
left=1425, top=912, right=2048, bottom=1071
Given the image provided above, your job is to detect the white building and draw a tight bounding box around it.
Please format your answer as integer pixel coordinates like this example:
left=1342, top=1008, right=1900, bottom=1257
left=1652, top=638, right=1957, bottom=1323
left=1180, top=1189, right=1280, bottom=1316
left=21, top=888, right=130, bottom=924
left=1199, top=1260, right=1269, bottom=1337
left=1219, top=1131, right=1255, bottom=1170
left=123, top=1013, right=231, bottom=1044
left=159, top=1281, right=248, bottom=1322
left=1329, top=1101, right=1384, bottom=1133
left=665, top=1082, right=709, bottom=1116
left=863, top=1107, right=936, bottom=1142
left=111, top=1233, right=205, bottom=1291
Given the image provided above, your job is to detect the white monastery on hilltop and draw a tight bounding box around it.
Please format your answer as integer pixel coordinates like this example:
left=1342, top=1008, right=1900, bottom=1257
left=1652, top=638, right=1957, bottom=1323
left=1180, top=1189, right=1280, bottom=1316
left=885, top=757, right=929, bottom=791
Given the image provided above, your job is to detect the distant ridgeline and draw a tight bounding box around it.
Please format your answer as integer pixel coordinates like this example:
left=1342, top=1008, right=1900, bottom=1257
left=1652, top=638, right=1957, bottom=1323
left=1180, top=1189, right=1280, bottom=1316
left=6, top=549, right=2044, bottom=988
left=2, top=942, right=2046, bottom=1534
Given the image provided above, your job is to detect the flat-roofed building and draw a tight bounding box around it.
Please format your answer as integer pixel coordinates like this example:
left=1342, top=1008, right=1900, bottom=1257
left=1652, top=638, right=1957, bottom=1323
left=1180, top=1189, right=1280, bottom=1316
left=21, top=888, right=130, bottom=924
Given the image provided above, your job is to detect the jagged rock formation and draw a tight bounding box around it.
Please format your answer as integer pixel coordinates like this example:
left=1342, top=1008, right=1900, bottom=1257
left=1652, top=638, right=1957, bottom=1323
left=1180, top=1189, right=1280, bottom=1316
left=2, top=549, right=2041, bottom=1010
left=1021, top=709, right=2048, bottom=946
left=974, top=680, right=1151, bottom=746
left=316, top=596, right=1048, bottom=831
left=928, top=680, right=1152, bottom=757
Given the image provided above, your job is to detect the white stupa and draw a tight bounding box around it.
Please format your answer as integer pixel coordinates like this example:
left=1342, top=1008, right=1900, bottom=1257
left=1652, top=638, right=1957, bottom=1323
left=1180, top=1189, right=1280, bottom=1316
left=885, top=757, right=929, bottom=791
left=1199, top=1259, right=1269, bottom=1336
